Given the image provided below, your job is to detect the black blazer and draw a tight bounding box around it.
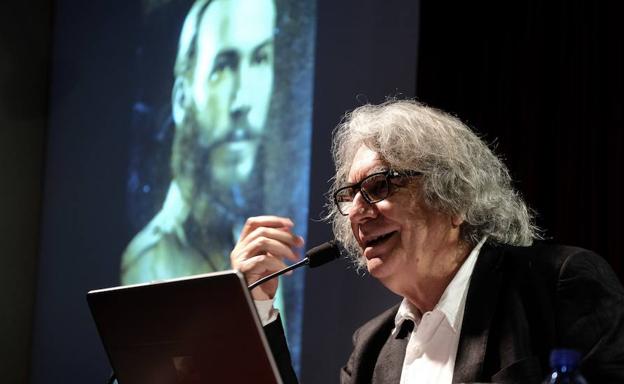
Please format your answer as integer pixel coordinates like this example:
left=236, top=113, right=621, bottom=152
left=266, top=242, right=624, bottom=383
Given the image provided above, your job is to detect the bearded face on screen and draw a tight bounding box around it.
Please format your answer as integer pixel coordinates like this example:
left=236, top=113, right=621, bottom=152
left=170, top=0, right=276, bottom=232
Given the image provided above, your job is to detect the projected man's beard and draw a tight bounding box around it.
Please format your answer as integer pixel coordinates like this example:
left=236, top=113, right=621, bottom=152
left=171, top=110, right=264, bottom=232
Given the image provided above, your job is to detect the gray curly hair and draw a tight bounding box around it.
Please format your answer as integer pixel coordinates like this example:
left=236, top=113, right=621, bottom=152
left=328, top=100, right=539, bottom=266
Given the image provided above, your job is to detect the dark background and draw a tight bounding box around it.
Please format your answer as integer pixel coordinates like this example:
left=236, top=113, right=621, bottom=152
left=1, top=0, right=622, bottom=383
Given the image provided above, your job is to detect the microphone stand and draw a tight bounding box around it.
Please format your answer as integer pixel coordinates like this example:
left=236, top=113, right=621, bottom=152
left=248, top=240, right=339, bottom=290
left=248, top=257, right=310, bottom=290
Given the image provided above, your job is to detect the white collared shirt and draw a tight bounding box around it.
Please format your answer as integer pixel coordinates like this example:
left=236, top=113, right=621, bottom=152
left=396, top=237, right=487, bottom=384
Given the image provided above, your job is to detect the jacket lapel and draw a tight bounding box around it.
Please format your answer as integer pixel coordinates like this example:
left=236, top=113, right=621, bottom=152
left=453, top=244, right=504, bottom=383
left=371, top=320, right=413, bottom=384
left=345, top=305, right=399, bottom=384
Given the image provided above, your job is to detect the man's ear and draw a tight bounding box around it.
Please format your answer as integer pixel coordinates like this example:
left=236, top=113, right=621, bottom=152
left=172, top=77, right=190, bottom=127
left=451, top=214, right=464, bottom=228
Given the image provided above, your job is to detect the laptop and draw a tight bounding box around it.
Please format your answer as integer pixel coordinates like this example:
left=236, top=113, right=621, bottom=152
left=87, top=270, right=283, bottom=384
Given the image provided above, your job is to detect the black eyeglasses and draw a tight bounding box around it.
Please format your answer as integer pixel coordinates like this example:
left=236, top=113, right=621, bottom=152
left=333, top=170, right=422, bottom=216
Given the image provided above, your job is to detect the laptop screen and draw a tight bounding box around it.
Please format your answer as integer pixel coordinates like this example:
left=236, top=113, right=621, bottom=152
left=87, top=270, right=282, bottom=384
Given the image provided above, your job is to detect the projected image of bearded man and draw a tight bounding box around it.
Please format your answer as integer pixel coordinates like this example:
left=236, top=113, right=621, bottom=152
left=121, top=0, right=275, bottom=284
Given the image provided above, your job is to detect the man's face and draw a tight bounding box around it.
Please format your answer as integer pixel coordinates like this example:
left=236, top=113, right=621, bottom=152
left=346, top=145, right=462, bottom=297
left=190, top=0, right=275, bottom=189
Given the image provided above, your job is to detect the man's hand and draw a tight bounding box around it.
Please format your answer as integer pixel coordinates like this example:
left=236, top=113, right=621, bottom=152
left=230, top=216, right=304, bottom=300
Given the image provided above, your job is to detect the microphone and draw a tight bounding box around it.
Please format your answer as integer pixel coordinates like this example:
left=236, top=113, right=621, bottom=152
left=247, top=240, right=340, bottom=290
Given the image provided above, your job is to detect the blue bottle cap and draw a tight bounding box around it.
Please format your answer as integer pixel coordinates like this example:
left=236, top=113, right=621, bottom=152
left=550, top=349, right=581, bottom=369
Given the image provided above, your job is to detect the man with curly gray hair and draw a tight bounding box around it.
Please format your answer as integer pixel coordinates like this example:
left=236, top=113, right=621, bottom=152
left=231, top=100, right=624, bottom=383
left=329, top=100, right=538, bottom=265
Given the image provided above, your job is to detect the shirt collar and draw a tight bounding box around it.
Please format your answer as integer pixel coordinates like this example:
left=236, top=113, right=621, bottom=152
left=393, top=236, right=487, bottom=335
left=393, top=300, right=421, bottom=339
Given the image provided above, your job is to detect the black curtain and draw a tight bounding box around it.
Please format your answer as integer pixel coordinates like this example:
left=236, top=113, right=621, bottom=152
left=417, top=0, right=623, bottom=280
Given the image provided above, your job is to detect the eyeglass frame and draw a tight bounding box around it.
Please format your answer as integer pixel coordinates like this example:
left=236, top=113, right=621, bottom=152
left=333, top=169, right=423, bottom=216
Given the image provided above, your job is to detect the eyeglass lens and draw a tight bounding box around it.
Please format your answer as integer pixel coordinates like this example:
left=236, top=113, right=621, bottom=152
left=335, top=173, right=390, bottom=215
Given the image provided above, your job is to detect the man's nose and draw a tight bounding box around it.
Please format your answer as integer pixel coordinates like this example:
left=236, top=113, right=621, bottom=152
left=348, top=191, right=377, bottom=222
left=230, top=62, right=252, bottom=119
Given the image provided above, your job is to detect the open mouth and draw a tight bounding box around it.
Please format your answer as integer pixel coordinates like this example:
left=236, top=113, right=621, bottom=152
left=364, top=231, right=397, bottom=247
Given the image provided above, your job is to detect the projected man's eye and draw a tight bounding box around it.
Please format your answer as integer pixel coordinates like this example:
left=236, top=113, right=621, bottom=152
left=210, top=51, right=238, bottom=80
left=252, top=44, right=272, bottom=66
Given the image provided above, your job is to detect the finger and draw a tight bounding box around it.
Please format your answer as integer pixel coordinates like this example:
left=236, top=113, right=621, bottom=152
left=238, top=216, right=295, bottom=242
left=232, top=226, right=304, bottom=268
left=233, top=236, right=300, bottom=268
left=237, top=254, right=289, bottom=280
left=242, top=226, right=304, bottom=251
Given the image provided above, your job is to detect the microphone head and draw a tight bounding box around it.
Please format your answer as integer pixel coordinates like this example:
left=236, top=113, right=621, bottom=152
left=306, top=240, right=341, bottom=268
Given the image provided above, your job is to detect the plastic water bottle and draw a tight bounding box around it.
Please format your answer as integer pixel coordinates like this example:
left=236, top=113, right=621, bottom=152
left=544, top=349, right=588, bottom=383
